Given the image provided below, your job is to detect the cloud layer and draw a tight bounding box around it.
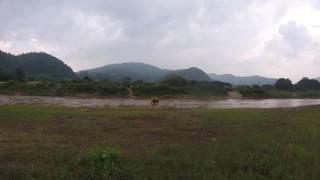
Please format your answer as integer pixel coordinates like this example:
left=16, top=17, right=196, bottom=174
left=1, top=0, right=320, bottom=80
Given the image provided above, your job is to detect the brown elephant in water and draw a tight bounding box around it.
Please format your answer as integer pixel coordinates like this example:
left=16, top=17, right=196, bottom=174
left=151, top=97, right=160, bottom=106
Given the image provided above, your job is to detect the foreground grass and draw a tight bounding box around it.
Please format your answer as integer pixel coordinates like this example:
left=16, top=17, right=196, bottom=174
left=0, top=105, right=320, bottom=179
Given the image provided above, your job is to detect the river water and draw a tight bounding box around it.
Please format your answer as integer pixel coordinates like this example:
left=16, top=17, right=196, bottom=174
left=1, top=95, right=320, bottom=108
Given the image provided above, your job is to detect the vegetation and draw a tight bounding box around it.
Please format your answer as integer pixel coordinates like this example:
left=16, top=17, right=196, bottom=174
left=236, top=77, right=320, bottom=98
left=71, top=148, right=127, bottom=179
left=275, top=78, right=293, bottom=91
left=236, top=85, right=268, bottom=98
left=2, top=75, right=320, bottom=98
left=295, top=77, right=320, bottom=91
left=0, top=80, right=128, bottom=97
left=0, top=75, right=232, bottom=97
left=1, top=105, right=320, bottom=179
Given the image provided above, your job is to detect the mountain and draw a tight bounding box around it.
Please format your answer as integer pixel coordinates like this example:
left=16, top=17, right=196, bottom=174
left=78, top=62, right=210, bottom=82
left=0, top=50, right=77, bottom=80
left=78, top=62, right=167, bottom=82
left=316, top=77, right=320, bottom=82
left=170, top=67, right=211, bottom=81
left=209, top=73, right=277, bottom=85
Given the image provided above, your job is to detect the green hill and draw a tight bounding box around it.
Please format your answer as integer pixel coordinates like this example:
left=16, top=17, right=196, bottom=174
left=171, top=67, right=211, bottom=81
left=78, top=63, right=211, bottom=82
left=78, top=62, right=167, bottom=82
left=209, top=73, right=277, bottom=85
left=0, top=50, right=77, bottom=80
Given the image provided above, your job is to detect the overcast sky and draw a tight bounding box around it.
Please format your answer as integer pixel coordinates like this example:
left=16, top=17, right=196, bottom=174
left=1, top=0, right=320, bottom=80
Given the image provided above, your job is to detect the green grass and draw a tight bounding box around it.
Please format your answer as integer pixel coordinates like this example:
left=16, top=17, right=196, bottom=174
left=1, top=105, right=320, bottom=179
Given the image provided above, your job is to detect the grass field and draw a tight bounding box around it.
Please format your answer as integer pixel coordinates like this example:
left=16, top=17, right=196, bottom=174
left=1, top=105, right=320, bottom=179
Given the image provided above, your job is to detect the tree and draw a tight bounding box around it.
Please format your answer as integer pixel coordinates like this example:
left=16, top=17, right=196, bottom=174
left=121, top=77, right=132, bottom=87
left=275, top=78, right=293, bottom=91
left=0, top=70, right=8, bottom=81
left=83, top=76, right=93, bottom=82
left=160, top=75, right=188, bottom=87
left=236, top=85, right=267, bottom=97
left=14, top=68, right=27, bottom=82
left=295, top=77, right=320, bottom=91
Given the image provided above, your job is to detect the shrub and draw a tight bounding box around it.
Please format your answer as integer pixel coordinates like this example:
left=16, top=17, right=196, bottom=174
left=237, top=85, right=267, bottom=98
left=160, top=75, right=188, bottom=87
left=71, top=148, right=128, bottom=180
left=132, top=84, right=184, bottom=96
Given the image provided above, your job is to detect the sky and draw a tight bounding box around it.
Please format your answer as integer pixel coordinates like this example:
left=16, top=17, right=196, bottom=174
left=1, top=0, right=320, bottom=81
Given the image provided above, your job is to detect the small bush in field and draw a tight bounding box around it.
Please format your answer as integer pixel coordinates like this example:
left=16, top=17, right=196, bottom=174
left=71, top=148, right=128, bottom=180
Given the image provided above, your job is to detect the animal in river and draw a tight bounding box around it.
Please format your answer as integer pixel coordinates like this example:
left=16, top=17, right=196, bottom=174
left=151, top=97, right=160, bottom=106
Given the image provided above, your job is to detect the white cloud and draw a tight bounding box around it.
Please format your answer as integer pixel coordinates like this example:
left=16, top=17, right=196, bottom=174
left=0, top=0, right=320, bottom=80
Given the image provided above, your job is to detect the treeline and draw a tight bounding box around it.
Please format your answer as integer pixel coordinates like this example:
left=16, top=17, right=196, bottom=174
left=1, top=73, right=320, bottom=98
left=131, top=75, right=232, bottom=97
left=0, top=75, right=232, bottom=97
left=0, top=78, right=127, bottom=97
left=275, top=78, right=320, bottom=91
left=0, top=68, right=28, bottom=82
left=238, top=77, right=320, bottom=98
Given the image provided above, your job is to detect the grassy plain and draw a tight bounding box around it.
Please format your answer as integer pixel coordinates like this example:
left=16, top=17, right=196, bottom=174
left=1, top=105, right=320, bottom=179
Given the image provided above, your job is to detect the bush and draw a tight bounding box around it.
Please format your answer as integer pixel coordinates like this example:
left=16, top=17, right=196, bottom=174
left=237, top=85, right=267, bottom=98
left=187, top=81, right=232, bottom=96
left=132, top=84, right=184, bottom=96
left=74, top=83, right=98, bottom=94
left=98, top=86, right=128, bottom=96
left=160, top=75, right=188, bottom=87
left=71, top=148, right=128, bottom=180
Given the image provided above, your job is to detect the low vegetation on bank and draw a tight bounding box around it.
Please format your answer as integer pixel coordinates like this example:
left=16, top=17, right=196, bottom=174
left=237, top=77, right=320, bottom=98
left=1, top=105, right=320, bottom=179
left=1, top=74, right=320, bottom=98
left=0, top=75, right=232, bottom=98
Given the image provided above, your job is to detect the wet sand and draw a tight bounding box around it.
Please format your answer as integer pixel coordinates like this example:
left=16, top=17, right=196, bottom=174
left=1, top=95, right=320, bottom=108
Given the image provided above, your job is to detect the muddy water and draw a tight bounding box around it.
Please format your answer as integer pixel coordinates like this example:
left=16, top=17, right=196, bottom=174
left=1, top=95, right=320, bottom=108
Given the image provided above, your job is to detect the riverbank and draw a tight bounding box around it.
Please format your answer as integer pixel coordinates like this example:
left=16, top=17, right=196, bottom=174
left=1, top=105, right=320, bottom=179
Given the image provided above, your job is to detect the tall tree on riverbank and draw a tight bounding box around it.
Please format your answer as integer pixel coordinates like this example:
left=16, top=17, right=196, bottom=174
left=15, top=68, right=27, bottom=82
left=275, top=78, right=293, bottom=91
left=295, top=77, right=320, bottom=91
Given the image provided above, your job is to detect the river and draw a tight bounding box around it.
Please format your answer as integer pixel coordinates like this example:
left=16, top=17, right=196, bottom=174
left=1, top=95, right=320, bottom=108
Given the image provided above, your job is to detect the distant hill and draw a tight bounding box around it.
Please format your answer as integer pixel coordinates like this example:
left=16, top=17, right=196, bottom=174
left=209, top=73, right=277, bottom=85
left=170, top=67, right=211, bottom=81
left=78, top=62, right=167, bottom=82
left=316, top=77, right=320, bottom=82
left=0, top=50, right=77, bottom=80
left=78, top=62, right=211, bottom=82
